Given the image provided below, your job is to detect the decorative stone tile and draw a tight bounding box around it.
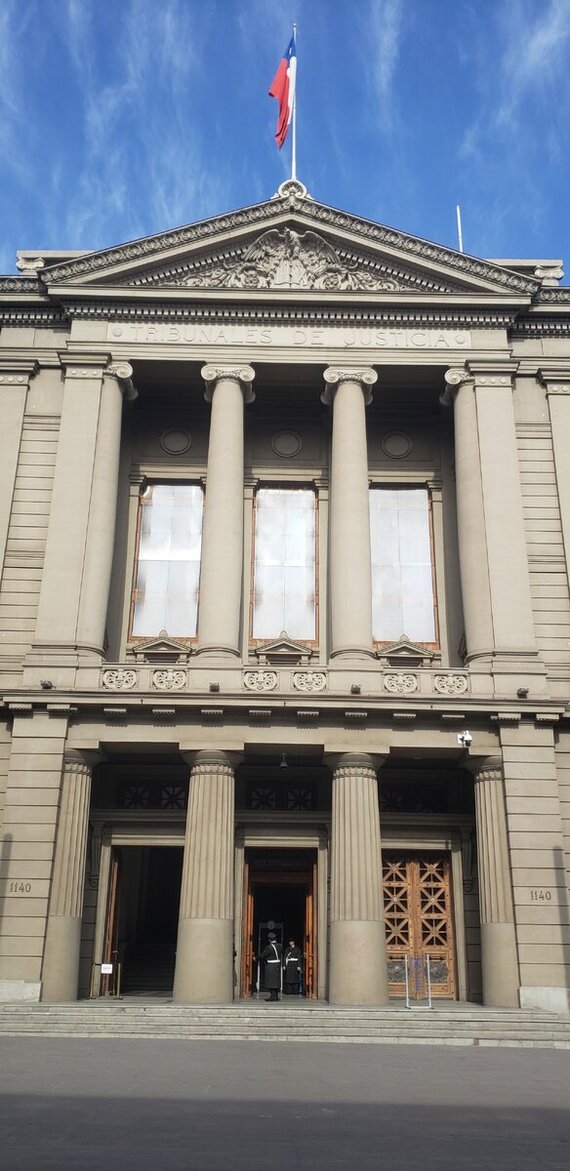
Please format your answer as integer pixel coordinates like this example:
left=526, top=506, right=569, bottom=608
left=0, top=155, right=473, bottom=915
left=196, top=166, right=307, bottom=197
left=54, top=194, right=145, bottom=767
left=152, top=668, right=187, bottom=691
left=433, top=674, right=469, bottom=695
left=102, top=669, right=138, bottom=690
left=243, top=670, right=278, bottom=691
left=383, top=673, right=418, bottom=694
left=292, top=671, right=327, bottom=692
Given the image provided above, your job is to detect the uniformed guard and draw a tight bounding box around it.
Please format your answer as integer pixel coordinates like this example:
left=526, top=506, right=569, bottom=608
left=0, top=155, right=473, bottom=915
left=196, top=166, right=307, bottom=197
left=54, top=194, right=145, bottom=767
left=260, top=931, right=283, bottom=1001
left=283, top=938, right=303, bottom=996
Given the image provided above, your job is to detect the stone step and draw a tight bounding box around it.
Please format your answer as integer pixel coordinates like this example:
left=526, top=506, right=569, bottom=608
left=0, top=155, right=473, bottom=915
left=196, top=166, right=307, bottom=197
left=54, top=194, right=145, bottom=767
left=1, top=1002, right=570, bottom=1047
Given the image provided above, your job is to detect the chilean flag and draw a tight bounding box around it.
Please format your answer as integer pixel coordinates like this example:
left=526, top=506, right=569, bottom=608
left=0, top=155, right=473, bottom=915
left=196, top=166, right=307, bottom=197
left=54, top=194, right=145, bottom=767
left=269, top=32, right=297, bottom=149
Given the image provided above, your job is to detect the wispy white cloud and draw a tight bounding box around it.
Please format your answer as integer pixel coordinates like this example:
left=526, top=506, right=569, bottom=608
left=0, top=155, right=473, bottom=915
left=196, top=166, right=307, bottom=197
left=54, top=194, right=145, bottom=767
left=496, top=0, right=570, bottom=127
left=360, top=0, right=405, bottom=134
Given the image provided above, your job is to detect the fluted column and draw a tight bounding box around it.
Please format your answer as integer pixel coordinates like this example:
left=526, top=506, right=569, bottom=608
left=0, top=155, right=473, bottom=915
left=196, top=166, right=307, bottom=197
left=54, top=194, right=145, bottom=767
left=443, top=366, right=539, bottom=680
left=472, top=758, right=519, bottom=1007
left=33, top=357, right=136, bottom=662
left=42, top=752, right=94, bottom=1002
left=328, top=753, right=388, bottom=1004
left=322, top=367, right=377, bottom=660
left=173, top=751, right=236, bottom=1003
left=196, top=365, right=254, bottom=658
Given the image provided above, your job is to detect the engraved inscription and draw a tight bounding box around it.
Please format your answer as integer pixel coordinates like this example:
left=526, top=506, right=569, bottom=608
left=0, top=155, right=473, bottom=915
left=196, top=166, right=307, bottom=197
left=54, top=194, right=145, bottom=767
left=107, top=322, right=471, bottom=350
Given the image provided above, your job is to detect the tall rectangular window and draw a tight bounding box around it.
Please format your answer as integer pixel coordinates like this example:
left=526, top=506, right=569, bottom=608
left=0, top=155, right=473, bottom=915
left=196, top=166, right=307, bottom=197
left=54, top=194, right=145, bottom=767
left=131, top=483, right=203, bottom=638
left=370, top=487, right=437, bottom=643
left=252, top=488, right=317, bottom=640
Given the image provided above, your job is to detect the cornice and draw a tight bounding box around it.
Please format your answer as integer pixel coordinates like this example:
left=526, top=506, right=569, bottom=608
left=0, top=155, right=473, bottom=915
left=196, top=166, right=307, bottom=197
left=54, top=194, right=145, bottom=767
left=45, top=299, right=521, bottom=329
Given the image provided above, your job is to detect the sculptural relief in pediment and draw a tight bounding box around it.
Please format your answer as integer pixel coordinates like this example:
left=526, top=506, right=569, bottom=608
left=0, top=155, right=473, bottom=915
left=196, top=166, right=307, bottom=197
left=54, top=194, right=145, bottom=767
left=123, top=227, right=459, bottom=294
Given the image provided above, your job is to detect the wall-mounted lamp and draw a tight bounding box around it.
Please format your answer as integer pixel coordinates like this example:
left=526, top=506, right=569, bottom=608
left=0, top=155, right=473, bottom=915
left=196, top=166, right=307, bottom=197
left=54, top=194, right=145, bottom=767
left=517, top=687, right=529, bottom=699
left=280, top=752, right=288, bottom=772
left=40, top=680, right=54, bottom=690
left=351, top=683, right=361, bottom=694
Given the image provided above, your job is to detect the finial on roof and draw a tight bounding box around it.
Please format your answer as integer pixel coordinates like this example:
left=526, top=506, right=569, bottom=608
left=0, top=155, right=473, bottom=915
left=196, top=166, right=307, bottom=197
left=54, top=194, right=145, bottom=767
left=272, top=178, right=312, bottom=203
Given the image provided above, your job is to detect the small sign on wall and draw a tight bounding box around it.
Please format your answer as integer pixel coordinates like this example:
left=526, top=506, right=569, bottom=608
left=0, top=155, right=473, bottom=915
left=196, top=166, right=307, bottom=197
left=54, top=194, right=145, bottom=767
left=101, top=963, right=113, bottom=975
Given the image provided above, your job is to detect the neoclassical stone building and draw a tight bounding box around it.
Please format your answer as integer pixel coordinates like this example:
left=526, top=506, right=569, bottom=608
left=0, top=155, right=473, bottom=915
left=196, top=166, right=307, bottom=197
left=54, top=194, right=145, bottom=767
left=1, top=178, right=569, bottom=1012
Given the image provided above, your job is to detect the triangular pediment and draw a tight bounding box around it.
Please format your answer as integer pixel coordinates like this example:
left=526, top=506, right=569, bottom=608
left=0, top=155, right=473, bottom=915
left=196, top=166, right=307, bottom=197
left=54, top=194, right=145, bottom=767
left=376, top=635, right=438, bottom=667
left=253, top=631, right=314, bottom=665
left=130, top=631, right=191, bottom=663
left=40, top=180, right=539, bottom=298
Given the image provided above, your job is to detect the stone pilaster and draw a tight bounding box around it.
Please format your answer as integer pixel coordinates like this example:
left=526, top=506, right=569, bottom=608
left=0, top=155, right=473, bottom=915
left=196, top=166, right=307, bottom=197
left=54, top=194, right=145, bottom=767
left=328, top=753, right=388, bottom=1004
left=196, top=365, right=255, bottom=659
left=42, top=751, right=95, bottom=1002
left=30, top=356, right=135, bottom=672
left=0, top=359, right=37, bottom=583
left=173, top=751, right=236, bottom=1003
left=322, top=368, right=377, bottom=660
left=471, top=757, right=519, bottom=1007
left=443, top=365, right=542, bottom=692
left=539, top=370, right=570, bottom=589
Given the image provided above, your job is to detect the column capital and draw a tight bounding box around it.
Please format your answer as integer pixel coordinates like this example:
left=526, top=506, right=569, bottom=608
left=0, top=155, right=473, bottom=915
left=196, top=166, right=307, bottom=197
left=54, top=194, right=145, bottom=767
left=466, top=755, right=503, bottom=780
left=106, top=360, right=138, bottom=401
left=201, top=364, right=255, bottom=404
left=59, top=352, right=111, bottom=379
left=440, top=366, right=474, bottom=405
left=180, top=748, right=241, bottom=771
left=325, top=751, right=385, bottom=775
left=538, top=368, right=570, bottom=395
left=0, top=357, right=39, bottom=387
left=321, top=366, right=377, bottom=406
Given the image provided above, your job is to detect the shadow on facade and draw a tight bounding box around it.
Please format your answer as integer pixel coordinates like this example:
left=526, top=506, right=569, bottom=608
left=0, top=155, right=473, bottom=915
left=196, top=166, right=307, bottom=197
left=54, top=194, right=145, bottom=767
left=554, top=845, right=570, bottom=994
left=0, top=832, right=12, bottom=941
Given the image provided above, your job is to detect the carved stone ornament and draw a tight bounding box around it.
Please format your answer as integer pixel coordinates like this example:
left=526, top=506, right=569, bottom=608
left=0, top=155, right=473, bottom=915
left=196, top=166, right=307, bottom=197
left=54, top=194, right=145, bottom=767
left=383, top=673, right=418, bottom=694
left=292, top=671, right=327, bottom=693
left=434, top=673, right=469, bottom=696
left=243, top=670, right=278, bottom=691
left=102, top=668, right=138, bottom=690
left=322, top=366, right=377, bottom=406
left=201, top=364, right=255, bottom=403
left=152, top=668, right=187, bottom=691
left=148, top=228, right=420, bottom=294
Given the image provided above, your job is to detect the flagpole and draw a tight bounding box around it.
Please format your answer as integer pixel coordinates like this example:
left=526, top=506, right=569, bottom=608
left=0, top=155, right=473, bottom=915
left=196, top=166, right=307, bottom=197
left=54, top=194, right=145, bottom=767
left=291, top=24, right=297, bottom=180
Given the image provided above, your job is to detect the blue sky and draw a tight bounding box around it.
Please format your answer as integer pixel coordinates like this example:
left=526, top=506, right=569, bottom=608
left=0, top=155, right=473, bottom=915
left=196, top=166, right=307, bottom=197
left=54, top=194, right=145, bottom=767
left=1, top=0, right=570, bottom=274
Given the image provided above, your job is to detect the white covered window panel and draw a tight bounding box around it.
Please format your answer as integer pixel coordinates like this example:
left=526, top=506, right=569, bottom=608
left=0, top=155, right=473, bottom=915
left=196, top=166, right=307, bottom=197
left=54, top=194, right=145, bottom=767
left=370, top=487, right=436, bottom=643
left=252, top=488, right=316, bottom=640
left=131, top=484, right=203, bottom=637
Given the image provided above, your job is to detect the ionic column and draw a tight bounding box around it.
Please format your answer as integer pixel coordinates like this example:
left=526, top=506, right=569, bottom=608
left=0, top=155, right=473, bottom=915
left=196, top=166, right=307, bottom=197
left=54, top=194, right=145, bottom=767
left=322, top=368, right=377, bottom=660
left=33, top=357, right=136, bottom=662
left=328, top=753, right=388, bottom=1004
left=471, top=757, right=519, bottom=1007
left=42, top=751, right=95, bottom=1002
left=443, top=366, right=538, bottom=675
left=197, top=366, right=255, bottom=658
left=173, top=751, right=236, bottom=1003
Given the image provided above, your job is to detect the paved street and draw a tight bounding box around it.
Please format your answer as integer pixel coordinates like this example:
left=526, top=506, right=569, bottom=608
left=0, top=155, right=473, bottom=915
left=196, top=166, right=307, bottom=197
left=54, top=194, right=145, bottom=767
left=1, top=1037, right=569, bottom=1170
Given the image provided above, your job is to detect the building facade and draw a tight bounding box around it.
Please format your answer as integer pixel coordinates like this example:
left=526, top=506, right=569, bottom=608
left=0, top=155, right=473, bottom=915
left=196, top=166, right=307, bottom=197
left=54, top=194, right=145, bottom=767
left=1, top=178, right=569, bottom=1012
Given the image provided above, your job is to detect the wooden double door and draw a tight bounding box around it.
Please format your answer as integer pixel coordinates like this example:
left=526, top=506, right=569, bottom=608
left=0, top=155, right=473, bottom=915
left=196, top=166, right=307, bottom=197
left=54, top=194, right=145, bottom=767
left=382, top=851, right=457, bottom=999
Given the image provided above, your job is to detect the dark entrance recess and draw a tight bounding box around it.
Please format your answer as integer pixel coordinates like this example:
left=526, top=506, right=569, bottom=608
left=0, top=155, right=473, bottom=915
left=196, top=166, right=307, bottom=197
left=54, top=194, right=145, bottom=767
left=241, top=848, right=317, bottom=998
left=103, top=846, right=183, bottom=996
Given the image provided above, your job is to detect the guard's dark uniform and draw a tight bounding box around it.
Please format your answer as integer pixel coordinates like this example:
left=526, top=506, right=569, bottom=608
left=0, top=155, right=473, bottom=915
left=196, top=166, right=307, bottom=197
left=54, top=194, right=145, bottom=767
left=283, top=944, right=303, bottom=995
left=260, top=936, right=283, bottom=1000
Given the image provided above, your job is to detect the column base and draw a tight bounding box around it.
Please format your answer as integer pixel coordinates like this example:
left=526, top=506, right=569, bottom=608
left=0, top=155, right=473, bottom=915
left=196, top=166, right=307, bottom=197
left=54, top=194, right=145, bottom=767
left=173, top=917, right=234, bottom=1004
left=480, top=922, right=519, bottom=1008
left=329, top=920, right=388, bottom=1005
left=41, top=915, right=81, bottom=1002
left=0, top=980, right=41, bottom=1003
left=194, top=645, right=241, bottom=661
left=519, top=986, right=570, bottom=1015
